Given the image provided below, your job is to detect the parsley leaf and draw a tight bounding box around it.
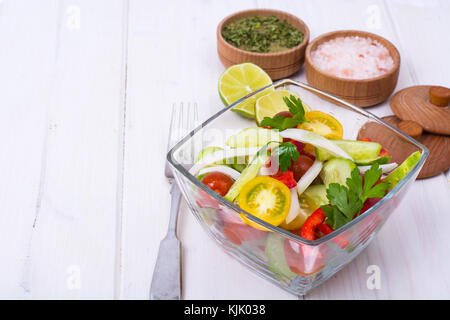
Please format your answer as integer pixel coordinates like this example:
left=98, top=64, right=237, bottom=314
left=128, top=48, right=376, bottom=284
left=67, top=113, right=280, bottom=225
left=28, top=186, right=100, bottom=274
left=322, top=205, right=348, bottom=230
left=321, top=163, right=389, bottom=230
left=326, top=183, right=363, bottom=220
left=361, top=163, right=385, bottom=202
left=272, top=142, right=300, bottom=172
left=260, top=95, right=308, bottom=131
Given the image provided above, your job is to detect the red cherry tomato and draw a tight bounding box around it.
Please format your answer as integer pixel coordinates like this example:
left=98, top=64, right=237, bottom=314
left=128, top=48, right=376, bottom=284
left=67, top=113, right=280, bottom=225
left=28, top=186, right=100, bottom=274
left=291, top=155, right=314, bottom=181
left=200, top=171, right=234, bottom=196
left=274, top=111, right=293, bottom=118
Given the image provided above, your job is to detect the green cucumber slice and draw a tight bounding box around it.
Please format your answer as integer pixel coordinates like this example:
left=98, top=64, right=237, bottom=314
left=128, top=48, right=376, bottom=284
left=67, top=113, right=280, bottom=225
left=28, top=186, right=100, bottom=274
left=303, top=184, right=329, bottom=206
left=316, top=140, right=381, bottom=162
left=224, top=145, right=270, bottom=202
left=265, top=233, right=297, bottom=280
left=384, top=151, right=421, bottom=190
left=196, top=146, right=248, bottom=172
left=355, top=155, right=391, bottom=166
left=320, top=158, right=356, bottom=187
left=226, top=127, right=282, bottom=148
left=230, top=163, right=247, bottom=173
left=195, top=146, right=224, bottom=163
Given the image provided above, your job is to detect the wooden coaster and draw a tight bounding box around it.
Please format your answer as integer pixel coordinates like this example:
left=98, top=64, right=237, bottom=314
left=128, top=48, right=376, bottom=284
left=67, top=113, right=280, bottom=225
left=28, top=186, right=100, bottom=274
left=357, top=115, right=450, bottom=179
left=390, top=85, right=450, bottom=135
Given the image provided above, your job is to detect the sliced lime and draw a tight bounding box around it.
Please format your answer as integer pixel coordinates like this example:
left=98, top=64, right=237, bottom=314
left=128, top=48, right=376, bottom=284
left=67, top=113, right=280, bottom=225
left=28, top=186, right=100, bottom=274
left=218, top=63, right=273, bottom=119
left=255, top=89, right=311, bottom=125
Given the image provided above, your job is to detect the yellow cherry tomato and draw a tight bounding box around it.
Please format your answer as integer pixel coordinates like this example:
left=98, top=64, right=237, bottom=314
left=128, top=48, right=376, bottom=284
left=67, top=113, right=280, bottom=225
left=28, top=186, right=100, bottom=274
left=238, top=176, right=291, bottom=231
left=298, top=111, right=344, bottom=140
left=279, top=194, right=319, bottom=230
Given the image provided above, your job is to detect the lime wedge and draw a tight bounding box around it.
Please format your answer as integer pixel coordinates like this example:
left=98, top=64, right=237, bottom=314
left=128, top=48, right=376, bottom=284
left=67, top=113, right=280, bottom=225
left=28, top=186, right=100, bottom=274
left=255, top=89, right=311, bottom=125
left=384, top=151, right=421, bottom=190
left=218, top=63, right=273, bottom=119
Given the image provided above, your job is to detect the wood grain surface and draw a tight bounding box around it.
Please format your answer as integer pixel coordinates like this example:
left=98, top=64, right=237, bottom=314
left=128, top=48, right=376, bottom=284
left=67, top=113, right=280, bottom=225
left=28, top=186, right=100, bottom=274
left=390, top=85, right=450, bottom=135
left=358, top=115, right=450, bottom=178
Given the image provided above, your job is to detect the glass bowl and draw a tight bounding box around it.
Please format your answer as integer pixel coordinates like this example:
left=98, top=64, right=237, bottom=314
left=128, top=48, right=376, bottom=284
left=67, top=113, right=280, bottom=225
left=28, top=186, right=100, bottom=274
left=167, top=79, right=428, bottom=296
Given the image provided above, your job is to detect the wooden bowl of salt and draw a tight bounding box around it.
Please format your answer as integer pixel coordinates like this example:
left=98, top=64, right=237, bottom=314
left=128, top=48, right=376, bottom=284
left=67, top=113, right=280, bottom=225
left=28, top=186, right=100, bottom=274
left=305, top=30, right=400, bottom=107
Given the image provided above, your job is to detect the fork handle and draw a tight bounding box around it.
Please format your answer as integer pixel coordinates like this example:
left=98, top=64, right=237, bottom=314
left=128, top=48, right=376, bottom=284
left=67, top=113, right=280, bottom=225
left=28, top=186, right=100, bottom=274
left=149, top=183, right=182, bottom=300
left=167, top=183, right=181, bottom=235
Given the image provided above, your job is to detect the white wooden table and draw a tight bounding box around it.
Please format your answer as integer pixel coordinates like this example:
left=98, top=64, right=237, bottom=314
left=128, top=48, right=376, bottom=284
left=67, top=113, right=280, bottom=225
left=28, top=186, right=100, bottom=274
left=0, top=0, right=449, bottom=300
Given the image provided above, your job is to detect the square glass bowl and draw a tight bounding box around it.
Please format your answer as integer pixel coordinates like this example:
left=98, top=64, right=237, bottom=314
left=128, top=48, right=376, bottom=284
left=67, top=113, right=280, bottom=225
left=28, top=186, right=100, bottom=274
left=167, top=79, right=428, bottom=296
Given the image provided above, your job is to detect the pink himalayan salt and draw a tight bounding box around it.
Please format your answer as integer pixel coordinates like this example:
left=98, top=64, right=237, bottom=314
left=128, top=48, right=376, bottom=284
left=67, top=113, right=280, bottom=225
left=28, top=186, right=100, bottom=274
left=311, top=36, right=394, bottom=79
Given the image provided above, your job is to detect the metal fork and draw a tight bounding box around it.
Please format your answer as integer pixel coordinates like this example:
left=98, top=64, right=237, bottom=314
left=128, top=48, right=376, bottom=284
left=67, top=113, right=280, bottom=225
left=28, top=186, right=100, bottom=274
left=149, top=102, right=198, bottom=300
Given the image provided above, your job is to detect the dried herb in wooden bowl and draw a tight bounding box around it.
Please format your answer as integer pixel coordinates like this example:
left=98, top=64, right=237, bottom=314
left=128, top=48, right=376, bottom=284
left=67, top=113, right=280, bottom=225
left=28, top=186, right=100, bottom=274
left=221, top=15, right=304, bottom=53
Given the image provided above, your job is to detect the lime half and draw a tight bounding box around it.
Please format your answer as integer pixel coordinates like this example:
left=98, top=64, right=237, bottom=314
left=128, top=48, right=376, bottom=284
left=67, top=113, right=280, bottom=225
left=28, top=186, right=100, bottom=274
left=218, top=63, right=273, bottom=119
left=255, top=89, right=311, bottom=125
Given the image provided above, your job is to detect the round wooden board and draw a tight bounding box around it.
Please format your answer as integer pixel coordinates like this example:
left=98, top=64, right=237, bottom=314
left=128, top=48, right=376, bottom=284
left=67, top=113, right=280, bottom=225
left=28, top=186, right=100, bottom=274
left=390, top=85, right=450, bottom=135
left=357, top=115, right=450, bottom=179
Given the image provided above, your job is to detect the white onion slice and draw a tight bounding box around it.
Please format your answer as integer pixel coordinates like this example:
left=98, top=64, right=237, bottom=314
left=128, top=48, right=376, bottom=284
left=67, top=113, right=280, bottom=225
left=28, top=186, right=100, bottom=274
left=197, top=165, right=241, bottom=180
left=296, top=160, right=323, bottom=195
left=358, top=163, right=398, bottom=174
left=286, top=188, right=301, bottom=224
left=258, top=166, right=272, bottom=176
left=280, top=128, right=353, bottom=160
left=189, top=147, right=259, bottom=176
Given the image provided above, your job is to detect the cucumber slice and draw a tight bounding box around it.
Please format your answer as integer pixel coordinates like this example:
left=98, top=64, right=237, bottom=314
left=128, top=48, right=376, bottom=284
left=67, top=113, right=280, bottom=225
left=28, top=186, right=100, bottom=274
left=316, top=140, right=381, bottom=162
left=384, top=151, right=421, bottom=190
left=265, top=233, right=297, bottom=280
left=280, top=129, right=352, bottom=160
left=355, top=155, right=391, bottom=166
left=226, top=127, right=282, bottom=148
left=303, top=185, right=329, bottom=206
left=224, top=145, right=270, bottom=202
left=195, top=146, right=223, bottom=163
left=320, top=158, right=356, bottom=187
left=230, top=163, right=247, bottom=173
left=190, top=147, right=260, bottom=176
left=195, top=146, right=248, bottom=172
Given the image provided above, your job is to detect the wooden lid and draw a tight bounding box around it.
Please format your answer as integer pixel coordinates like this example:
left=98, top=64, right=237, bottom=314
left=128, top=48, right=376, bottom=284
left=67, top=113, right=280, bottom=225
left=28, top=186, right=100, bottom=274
left=397, top=120, right=423, bottom=139
left=357, top=115, right=450, bottom=179
left=390, top=85, right=450, bottom=135
left=429, top=86, right=450, bottom=107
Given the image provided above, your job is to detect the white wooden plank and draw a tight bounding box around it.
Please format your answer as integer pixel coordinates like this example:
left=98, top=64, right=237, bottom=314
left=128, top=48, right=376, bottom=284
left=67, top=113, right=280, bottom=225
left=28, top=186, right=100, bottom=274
left=2, top=0, right=446, bottom=300
left=386, top=0, right=450, bottom=87
left=304, top=0, right=450, bottom=299
left=16, top=0, right=128, bottom=299
left=120, top=0, right=296, bottom=299
left=0, top=0, right=59, bottom=299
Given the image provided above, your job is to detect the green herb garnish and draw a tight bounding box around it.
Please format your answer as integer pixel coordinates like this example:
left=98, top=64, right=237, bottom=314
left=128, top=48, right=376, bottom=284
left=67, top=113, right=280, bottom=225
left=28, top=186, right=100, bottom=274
left=260, top=95, right=308, bottom=131
left=221, top=16, right=304, bottom=53
left=321, top=164, right=389, bottom=230
left=272, top=142, right=300, bottom=172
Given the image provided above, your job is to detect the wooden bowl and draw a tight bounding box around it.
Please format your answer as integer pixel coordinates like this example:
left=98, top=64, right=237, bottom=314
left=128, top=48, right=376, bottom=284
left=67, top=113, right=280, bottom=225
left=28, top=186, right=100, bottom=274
left=217, top=9, right=310, bottom=80
left=305, top=30, right=400, bottom=107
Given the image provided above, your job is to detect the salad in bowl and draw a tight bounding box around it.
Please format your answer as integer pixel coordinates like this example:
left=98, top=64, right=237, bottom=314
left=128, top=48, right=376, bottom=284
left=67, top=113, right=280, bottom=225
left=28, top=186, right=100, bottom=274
left=168, top=66, right=427, bottom=295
